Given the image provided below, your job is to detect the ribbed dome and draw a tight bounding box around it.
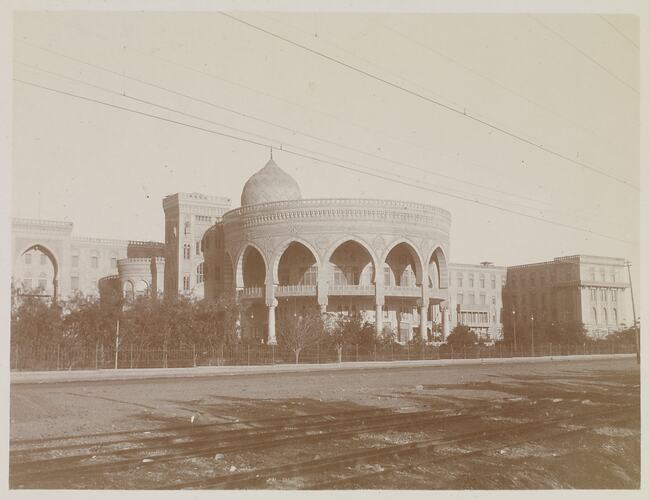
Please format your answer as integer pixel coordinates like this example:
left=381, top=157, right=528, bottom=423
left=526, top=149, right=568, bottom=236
left=240, top=159, right=302, bottom=207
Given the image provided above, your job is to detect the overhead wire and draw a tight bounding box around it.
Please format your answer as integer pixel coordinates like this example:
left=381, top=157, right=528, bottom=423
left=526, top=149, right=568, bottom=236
left=529, top=15, right=639, bottom=95
left=13, top=50, right=573, bottom=213
left=16, top=60, right=626, bottom=228
left=14, top=63, right=562, bottom=215
left=14, top=77, right=636, bottom=245
left=218, top=12, right=638, bottom=190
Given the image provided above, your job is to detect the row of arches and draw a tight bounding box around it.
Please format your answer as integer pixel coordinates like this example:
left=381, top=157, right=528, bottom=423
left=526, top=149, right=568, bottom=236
left=231, top=239, right=447, bottom=291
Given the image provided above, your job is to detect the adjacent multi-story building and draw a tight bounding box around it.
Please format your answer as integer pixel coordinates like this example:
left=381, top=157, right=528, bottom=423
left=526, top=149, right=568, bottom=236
left=162, top=193, right=231, bottom=299
left=11, top=218, right=164, bottom=301
left=502, top=255, right=630, bottom=338
left=447, top=262, right=507, bottom=342
left=11, top=171, right=633, bottom=346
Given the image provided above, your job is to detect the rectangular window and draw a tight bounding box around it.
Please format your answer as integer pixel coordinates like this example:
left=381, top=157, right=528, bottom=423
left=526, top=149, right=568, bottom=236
left=184, top=244, right=191, bottom=260
left=611, top=290, right=617, bottom=302
left=72, top=255, right=79, bottom=267
left=183, top=274, right=191, bottom=290
left=480, top=294, right=486, bottom=305
left=469, top=293, right=475, bottom=305
left=91, top=256, right=98, bottom=268
left=457, top=293, right=463, bottom=305
left=38, top=278, right=47, bottom=290
left=600, top=289, right=607, bottom=301
left=25, top=253, right=32, bottom=265
left=610, top=272, right=616, bottom=283
left=71, top=276, right=79, bottom=290
left=600, top=269, right=606, bottom=282
left=469, top=276, right=474, bottom=288
left=590, top=268, right=596, bottom=281
left=23, top=278, right=32, bottom=290
left=480, top=277, right=485, bottom=288
left=457, top=275, right=463, bottom=287
left=491, top=277, right=496, bottom=289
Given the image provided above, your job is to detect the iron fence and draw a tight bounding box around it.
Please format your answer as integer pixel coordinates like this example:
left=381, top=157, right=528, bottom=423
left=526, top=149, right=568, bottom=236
left=10, top=341, right=637, bottom=372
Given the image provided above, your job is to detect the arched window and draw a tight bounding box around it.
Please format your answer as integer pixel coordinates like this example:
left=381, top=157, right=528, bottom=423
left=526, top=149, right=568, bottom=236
left=602, top=308, right=608, bottom=325
left=183, top=243, right=191, bottom=260
left=196, top=262, right=204, bottom=284
left=613, top=308, right=618, bottom=325
left=592, top=307, right=598, bottom=324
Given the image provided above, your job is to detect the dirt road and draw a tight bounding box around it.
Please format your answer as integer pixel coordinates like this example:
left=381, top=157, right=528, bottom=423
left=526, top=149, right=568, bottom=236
left=10, top=357, right=640, bottom=489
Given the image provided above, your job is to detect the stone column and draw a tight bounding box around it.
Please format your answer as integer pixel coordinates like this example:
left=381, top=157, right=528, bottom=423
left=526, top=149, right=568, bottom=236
left=265, top=277, right=277, bottom=344
left=442, top=305, right=450, bottom=339
left=375, top=267, right=385, bottom=336
left=375, top=302, right=383, bottom=336
left=419, top=304, right=428, bottom=341
left=267, top=302, right=277, bottom=345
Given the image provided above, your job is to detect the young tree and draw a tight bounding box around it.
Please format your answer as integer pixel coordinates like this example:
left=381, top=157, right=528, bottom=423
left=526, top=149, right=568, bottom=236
left=277, top=308, right=324, bottom=364
left=445, top=324, right=477, bottom=348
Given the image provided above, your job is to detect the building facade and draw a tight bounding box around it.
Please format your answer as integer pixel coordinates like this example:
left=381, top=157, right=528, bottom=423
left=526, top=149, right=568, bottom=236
left=447, top=262, right=507, bottom=343
left=11, top=218, right=163, bottom=301
left=203, top=158, right=452, bottom=345
left=502, top=255, right=630, bottom=338
left=162, top=192, right=232, bottom=299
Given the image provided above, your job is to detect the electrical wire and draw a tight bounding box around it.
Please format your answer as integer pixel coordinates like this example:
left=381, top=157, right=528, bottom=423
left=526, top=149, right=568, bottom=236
left=14, top=77, right=636, bottom=245
left=219, top=12, right=638, bottom=190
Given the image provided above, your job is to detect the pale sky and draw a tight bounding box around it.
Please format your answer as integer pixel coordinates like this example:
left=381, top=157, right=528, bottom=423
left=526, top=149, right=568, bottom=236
left=11, top=11, right=640, bottom=285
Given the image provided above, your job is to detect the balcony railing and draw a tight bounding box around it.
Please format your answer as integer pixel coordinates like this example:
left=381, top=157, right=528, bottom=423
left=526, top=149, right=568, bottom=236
left=276, top=284, right=317, bottom=297
left=384, top=285, right=421, bottom=297
left=239, top=287, right=263, bottom=298
left=328, top=284, right=375, bottom=295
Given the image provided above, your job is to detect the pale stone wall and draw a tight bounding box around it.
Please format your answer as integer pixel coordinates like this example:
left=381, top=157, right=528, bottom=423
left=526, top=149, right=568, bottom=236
left=163, top=193, right=231, bottom=299
left=448, top=262, right=507, bottom=342
left=502, top=255, right=630, bottom=339
left=210, top=198, right=451, bottom=343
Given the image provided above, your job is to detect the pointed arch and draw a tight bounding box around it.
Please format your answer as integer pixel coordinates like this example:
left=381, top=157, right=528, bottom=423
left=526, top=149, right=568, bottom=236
left=234, top=243, right=268, bottom=288
left=16, top=243, right=60, bottom=298
left=426, top=246, right=449, bottom=289
left=326, top=237, right=379, bottom=285
left=272, top=239, right=321, bottom=285
left=380, top=239, right=425, bottom=286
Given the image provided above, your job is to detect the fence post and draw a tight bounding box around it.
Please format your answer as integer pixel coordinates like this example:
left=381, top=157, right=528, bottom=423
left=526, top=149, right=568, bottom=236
left=407, top=343, right=410, bottom=361
left=463, top=344, right=466, bottom=359
left=247, top=344, right=250, bottom=366
left=95, top=343, right=98, bottom=370
left=130, top=344, right=134, bottom=369
left=356, top=344, right=359, bottom=362
left=374, top=344, right=377, bottom=362
left=272, top=344, right=275, bottom=365
left=451, top=344, right=454, bottom=359
left=391, top=342, right=394, bottom=362
left=317, top=343, right=320, bottom=364
left=57, top=344, right=60, bottom=371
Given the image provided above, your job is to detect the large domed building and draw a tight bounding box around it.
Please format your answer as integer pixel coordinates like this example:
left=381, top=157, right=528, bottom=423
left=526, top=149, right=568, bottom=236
left=201, top=157, right=452, bottom=345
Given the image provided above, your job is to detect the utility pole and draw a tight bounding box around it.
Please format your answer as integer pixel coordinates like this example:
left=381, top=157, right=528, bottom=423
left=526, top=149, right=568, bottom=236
left=512, top=309, right=517, bottom=353
left=531, top=313, right=535, bottom=357
left=625, top=261, right=640, bottom=364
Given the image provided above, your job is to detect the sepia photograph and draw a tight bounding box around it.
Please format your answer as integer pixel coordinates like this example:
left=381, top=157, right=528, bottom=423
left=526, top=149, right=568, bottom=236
left=1, top=0, right=646, bottom=494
